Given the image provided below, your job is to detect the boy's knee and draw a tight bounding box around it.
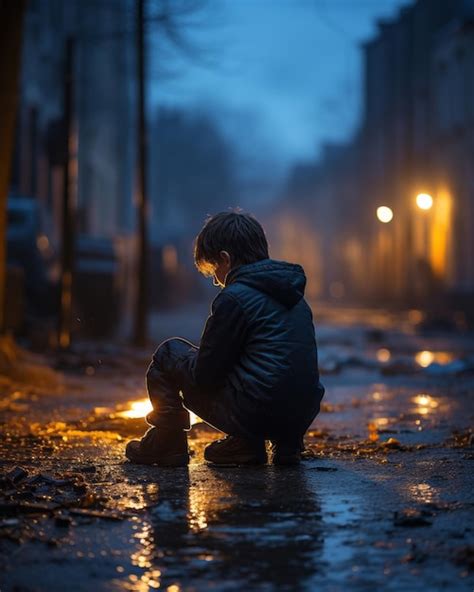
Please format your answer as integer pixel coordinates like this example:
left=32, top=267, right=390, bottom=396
left=149, top=338, right=196, bottom=378
left=152, top=338, right=190, bottom=363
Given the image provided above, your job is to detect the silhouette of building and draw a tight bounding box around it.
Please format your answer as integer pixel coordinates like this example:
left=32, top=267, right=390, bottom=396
left=12, top=0, right=137, bottom=337
left=276, top=0, right=474, bottom=311
left=13, top=0, right=135, bottom=241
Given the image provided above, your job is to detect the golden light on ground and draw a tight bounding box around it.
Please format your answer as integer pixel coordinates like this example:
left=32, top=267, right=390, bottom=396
left=416, top=193, right=433, bottom=210
left=368, top=421, right=379, bottom=442
left=413, top=394, right=438, bottom=408
left=415, top=350, right=435, bottom=367
left=118, top=398, right=200, bottom=425
left=412, top=393, right=439, bottom=415
left=376, top=206, right=393, bottom=223
left=408, top=482, right=437, bottom=504
left=120, top=399, right=153, bottom=419
left=376, top=348, right=391, bottom=363
left=415, top=350, right=454, bottom=368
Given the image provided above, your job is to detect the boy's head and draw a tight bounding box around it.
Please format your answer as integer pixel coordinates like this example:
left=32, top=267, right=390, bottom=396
left=194, top=211, right=269, bottom=286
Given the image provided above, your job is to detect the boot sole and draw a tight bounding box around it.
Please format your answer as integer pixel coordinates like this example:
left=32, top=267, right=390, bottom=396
left=126, top=452, right=189, bottom=467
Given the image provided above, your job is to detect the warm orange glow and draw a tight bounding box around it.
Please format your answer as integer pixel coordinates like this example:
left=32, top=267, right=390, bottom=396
left=118, top=398, right=200, bottom=425
left=36, top=234, right=50, bottom=251
left=429, top=188, right=452, bottom=279
left=368, top=421, right=379, bottom=442
left=412, top=393, right=439, bottom=416
left=119, top=398, right=153, bottom=419
left=376, top=206, right=393, bottom=223
left=408, top=309, right=423, bottom=324
left=416, top=193, right=433, bottom=210
left=415, top=350, right=454, bottom=367
left=376, top=348, right=391, bottom=363
left=413, top=394, right=438, bottom=409
left=415, top=350, right=435, bottom=367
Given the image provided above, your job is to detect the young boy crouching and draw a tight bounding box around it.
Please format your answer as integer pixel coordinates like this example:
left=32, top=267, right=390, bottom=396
left=126, top=211, right=325, bottom=466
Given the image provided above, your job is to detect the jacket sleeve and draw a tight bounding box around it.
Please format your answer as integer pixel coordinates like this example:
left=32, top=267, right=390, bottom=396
left=193, top=292, right=247, bottom=389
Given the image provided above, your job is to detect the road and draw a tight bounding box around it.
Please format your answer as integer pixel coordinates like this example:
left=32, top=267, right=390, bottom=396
left=0, top=305, right=473, bottom=591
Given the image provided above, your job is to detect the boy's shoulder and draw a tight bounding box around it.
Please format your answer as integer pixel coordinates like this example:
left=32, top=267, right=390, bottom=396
left=212, top=283, right=247, bottom=310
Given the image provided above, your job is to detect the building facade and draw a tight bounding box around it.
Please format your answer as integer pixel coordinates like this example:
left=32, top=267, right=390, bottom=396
left=272, top=0, right=474, bottom=312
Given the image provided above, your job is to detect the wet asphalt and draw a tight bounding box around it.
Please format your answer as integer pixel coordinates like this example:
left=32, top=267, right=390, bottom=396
left=0, top=307, right=473, bottom=591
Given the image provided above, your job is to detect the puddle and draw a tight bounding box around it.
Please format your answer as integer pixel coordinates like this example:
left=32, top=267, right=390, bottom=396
left=115, top=467, right=325, bottom=590
left=321, top=494, right=362, bottom=568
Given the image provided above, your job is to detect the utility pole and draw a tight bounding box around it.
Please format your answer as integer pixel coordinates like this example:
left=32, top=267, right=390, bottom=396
left=58, top=36, right=75, bottom=349
left=134, top=0, right=149, bottom=347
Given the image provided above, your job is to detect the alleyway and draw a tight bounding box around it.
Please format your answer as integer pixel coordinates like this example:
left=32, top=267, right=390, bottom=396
left=1, top=306, right=473, bottom=591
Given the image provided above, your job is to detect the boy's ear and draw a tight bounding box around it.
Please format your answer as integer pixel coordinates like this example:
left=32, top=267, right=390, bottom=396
left=219, top=250, right=231, bottom=266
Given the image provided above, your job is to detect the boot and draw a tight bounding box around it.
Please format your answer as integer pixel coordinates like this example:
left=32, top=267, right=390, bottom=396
left=125, top=426, right=189, bottom=466
left=271, top=436, right=304, bottom=466
left=204, top=435, right=267, bottom=466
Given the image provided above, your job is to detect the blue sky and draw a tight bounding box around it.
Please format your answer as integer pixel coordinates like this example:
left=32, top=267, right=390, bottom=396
left=150, top=0, right=411, bottom=173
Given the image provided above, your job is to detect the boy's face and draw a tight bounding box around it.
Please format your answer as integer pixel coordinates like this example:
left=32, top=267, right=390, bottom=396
left=212, top=251, right=232, bottom=287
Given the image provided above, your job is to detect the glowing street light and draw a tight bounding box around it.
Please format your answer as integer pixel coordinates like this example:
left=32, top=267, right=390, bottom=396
left=416, top=193, right=433, bottom=210
left=376, top=206, right=393, bottom=223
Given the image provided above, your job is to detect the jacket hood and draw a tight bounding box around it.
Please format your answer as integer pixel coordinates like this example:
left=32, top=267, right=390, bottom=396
left=225, top=259, right=306, bottom=309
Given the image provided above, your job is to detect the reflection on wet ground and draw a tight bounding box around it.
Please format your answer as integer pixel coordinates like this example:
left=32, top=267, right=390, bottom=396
left=116, top=467, right=325, bottom=591
left=1, top=311, right=474, bottom=590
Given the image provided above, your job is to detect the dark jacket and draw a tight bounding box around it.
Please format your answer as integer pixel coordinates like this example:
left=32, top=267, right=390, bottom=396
left=193, top=259, right=324, bottom=439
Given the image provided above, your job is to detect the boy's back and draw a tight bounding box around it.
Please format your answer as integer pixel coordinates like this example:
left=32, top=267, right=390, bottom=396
left=194, top=258, right=323, bottom=440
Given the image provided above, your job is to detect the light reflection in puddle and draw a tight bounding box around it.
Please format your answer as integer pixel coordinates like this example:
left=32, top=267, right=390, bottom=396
left=412, top=393, right=439, bottom=416
left=408, top=482, right=438, bottom=504
left=367, top=417, right=395, bottom=441
left=370, top=385, right=391, bottom=402
left=415, top=350, right=454, bottom=368
left=123, top=469, right=325, bottom=590
left=187, top=473, right=233, bottom=533
left=321, top=494, right=361, bottom=569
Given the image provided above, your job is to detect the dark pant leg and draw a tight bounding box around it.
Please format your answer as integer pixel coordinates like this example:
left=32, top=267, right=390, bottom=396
left=146, top=337, right=242, bottom=436
left=146, top=338, right=197, bottom=429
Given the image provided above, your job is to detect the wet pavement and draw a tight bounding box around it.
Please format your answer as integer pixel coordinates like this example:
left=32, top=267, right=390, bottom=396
left=1, top=306, right=474, bottom=591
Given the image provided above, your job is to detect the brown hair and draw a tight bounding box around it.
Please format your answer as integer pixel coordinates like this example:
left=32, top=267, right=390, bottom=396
left=194, top=211, right=269, bottom=276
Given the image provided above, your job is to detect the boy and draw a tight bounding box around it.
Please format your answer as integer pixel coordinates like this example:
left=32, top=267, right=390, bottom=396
left=126, top=211, right=325, bottom=466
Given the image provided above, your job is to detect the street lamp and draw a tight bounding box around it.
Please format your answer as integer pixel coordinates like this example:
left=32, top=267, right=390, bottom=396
left=416, top=193, right=433, bottom=210
left=376, top=206, right=394, bottom=223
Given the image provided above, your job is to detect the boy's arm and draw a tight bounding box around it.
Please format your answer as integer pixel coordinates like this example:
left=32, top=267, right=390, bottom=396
left=193, top=292, right=247, bottom=389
